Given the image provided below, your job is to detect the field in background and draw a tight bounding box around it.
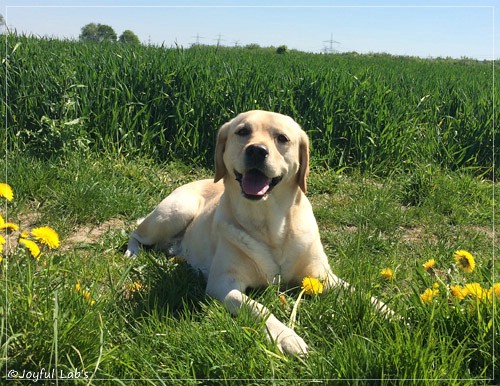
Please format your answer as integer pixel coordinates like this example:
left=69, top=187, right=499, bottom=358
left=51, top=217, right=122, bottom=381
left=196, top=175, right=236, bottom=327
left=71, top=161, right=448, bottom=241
left=1, top=36, right=498, bottom=384
left=1, top=35, right=497, bottom=175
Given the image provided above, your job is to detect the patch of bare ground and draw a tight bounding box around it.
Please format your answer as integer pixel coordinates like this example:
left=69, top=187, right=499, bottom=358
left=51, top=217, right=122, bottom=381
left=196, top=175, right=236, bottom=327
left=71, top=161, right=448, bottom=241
left=62, top=218, right=126, bottom=251
left=17, top=211, right=43, bottom=228
left=466, top=225, right=497, bottom=243
left=400, top=226, right=437, bottom=244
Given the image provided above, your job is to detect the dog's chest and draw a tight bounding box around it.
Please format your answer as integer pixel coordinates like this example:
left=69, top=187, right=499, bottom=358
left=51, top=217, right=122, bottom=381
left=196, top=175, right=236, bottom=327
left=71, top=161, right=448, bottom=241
left=222, top=218, right=303, bottom=277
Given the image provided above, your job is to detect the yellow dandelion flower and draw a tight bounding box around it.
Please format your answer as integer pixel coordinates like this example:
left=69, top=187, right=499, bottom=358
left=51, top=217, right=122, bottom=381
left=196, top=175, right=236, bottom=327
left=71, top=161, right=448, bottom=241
left=380, top=268, right=394, bottom=281
left=82, top=289, right=91, bottom=301
left=301, top=276, right=324, bottom=295
left=492, top=283, right=500, bottom=298
left=75, top=281, right=81, bottom=292
left=454, top=250, right=475, bottom=273
left=486, top=284, right=500, bottom=302
left=450, top=284, right=468, bottom=300
left=422, top=259, right=436, bottom=272
left=0, top=222, right=19, bottom=231
left=82, top=290, right=95, bottom=305
left=0, top=255, right=2, bottom=263
left=420, top=287, right=439, bottom=304
left=31, top=226, right=60, bottom=249
left=19, top=238, right=41, bottom=258
left=20, top=230, right=29, bottom=238
left=128, top=281, right=143, bottom=293
left=279, top=294, right=287, bottom=305
left=0, top=234, right=5, bottom=254
left=464, top=282, right=486, bottom=301
left=0, top=183, right=14, bottom=201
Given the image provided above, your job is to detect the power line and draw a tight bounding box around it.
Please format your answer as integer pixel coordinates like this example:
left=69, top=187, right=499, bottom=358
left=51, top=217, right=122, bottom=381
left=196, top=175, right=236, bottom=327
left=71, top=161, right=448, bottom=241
left=191, top=32, right=204, bottom=45
left=213, top=33, right=225, bottom=46
left=322, top=32, right=340, bottom=54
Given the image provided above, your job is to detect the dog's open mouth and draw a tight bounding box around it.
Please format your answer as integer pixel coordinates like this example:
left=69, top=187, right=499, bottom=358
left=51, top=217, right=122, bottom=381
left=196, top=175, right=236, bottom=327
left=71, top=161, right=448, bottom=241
left=235, top=169, right=282, bottom=200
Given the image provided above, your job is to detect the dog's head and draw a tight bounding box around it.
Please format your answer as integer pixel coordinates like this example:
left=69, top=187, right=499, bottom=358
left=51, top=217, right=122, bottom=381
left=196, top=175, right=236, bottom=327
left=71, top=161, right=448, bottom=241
left=214, top=110, right=309, bottom=200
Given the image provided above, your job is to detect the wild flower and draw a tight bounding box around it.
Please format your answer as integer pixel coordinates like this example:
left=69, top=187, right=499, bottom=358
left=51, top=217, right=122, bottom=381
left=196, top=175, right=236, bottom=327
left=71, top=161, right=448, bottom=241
left=422, top=259, right=436, bottom=272
left=380, top=268, right=394, bottom=281
left=19, top=238, right=41, bottom=258
left=490, top=283, right=500, bottom=299
left=0, top=214, right=19, bottom=231
left=450, top=282, right=499, bottom=304
left=450, top=284, right=468, bottom=300
left=123, top=280, right=145, bottom=300
left=128, top=281, right=143, bottom=293
left=0, top=183, right=13, bottom=201
left=420, top=286, right=439, bottom=304
left=31, top=226, right=60, bottom=249
left=75, top=281, right=95, bottom=306
left=464, top=282, right=487, bottom=302
left=301, top=276, right=324, bottom=295
left=0, top=183, right=59, bottom=261
left=0, top=234, right=5, bottom=253
left=82, top=289, right=91, bottom=301
left=454, top=250, right=475, bottom=273
left=289, top=276, right=325, bottom=330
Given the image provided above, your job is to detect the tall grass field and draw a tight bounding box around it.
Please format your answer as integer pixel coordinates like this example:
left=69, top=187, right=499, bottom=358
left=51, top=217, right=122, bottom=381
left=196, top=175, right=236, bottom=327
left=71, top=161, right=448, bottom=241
left=1, top=35, right=498, bottom=384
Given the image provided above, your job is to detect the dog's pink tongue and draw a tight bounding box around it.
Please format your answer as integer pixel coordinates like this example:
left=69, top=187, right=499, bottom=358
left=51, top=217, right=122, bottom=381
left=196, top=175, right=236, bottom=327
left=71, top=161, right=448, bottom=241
left=242, top=170, right=271, bottom=196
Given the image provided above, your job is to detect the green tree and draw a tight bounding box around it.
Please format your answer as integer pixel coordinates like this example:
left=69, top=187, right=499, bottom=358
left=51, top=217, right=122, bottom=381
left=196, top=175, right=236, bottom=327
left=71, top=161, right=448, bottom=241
left=79, top=23, right=117, bottom=42
left=245, top=43, right=261, bottom=50
left=276, top=45, right=288, bottom=54
left=119, top=30, right=140, bottom=44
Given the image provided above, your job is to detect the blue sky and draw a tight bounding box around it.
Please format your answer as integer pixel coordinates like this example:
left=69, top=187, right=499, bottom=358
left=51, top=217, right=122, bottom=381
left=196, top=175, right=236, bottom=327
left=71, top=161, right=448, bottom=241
left=1, top=0, right=498, bottom=59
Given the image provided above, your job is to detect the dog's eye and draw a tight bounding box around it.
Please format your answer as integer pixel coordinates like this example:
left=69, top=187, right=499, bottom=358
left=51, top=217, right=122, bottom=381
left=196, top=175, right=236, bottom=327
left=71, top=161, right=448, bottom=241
left=235, top=127, right=251, bottom=137
left=276, top=134, right=290, bottom=143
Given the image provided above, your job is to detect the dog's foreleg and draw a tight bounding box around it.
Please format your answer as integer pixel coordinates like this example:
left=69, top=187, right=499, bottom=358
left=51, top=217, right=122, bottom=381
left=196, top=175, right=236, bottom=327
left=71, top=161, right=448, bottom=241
left=208, top=280, right=309, bottom=357
left=125, top=233, right=141, bottom=258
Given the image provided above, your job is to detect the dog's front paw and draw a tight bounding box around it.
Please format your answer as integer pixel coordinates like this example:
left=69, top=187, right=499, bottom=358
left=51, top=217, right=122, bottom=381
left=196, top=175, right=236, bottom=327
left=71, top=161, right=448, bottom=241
left=275, top=327, right=308, bottom=357
left=125, top=235, right=140, bottom=258
left=124, top=249, right=136, bottom=258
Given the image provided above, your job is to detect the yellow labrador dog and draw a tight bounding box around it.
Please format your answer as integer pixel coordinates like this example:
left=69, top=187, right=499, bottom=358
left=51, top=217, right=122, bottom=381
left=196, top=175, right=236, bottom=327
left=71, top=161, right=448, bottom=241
left=126, top=110, right=390, bottom=356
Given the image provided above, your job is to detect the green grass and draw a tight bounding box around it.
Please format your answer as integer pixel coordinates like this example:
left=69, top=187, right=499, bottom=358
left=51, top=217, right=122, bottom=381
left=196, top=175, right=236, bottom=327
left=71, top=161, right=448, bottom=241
left=1, top=35, right=497, bottom=176
left=1, top=155, right=497, bottom=384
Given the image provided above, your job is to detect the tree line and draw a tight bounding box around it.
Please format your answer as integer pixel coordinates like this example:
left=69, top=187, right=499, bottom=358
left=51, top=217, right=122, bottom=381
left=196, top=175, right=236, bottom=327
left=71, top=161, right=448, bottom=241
left=79, top=23, right=140, bottom=44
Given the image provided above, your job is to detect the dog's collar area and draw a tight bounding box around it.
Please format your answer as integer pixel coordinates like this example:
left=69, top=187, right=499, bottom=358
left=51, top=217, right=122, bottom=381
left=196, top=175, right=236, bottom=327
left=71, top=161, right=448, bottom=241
left=235, top=169, right=282, bottom=200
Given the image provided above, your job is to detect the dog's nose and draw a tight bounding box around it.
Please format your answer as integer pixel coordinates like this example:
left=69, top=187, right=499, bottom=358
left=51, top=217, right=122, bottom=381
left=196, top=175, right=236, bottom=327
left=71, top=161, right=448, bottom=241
left=245, top=144, right=269, bottom=163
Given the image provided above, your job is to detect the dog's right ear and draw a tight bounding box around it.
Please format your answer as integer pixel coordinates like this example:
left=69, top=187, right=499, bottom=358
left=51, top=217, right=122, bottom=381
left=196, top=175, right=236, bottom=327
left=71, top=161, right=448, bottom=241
left=214, top=120, right=230, bottom=182
left=297, top=129, right=310, bottom=193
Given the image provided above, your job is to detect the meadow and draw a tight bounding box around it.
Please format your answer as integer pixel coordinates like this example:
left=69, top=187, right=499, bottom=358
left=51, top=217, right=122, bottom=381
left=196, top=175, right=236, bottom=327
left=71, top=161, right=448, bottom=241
left=0, top=35, right=498, bottom=384
left=2, top=36, right=496, bottom=174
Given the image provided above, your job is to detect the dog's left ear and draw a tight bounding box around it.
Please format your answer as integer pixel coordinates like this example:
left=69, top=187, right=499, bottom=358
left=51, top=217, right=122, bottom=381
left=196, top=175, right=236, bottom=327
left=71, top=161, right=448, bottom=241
left=297, top=130, right=310, bottom=193
left=214, top=120, right=230, bottom=182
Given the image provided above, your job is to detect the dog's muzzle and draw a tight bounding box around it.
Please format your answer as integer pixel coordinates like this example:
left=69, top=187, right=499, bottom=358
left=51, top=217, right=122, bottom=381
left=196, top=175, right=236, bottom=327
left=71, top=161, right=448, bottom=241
left=234, top=144, right=283, bottom=200
left=235, top=169, right=282, bottom=200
